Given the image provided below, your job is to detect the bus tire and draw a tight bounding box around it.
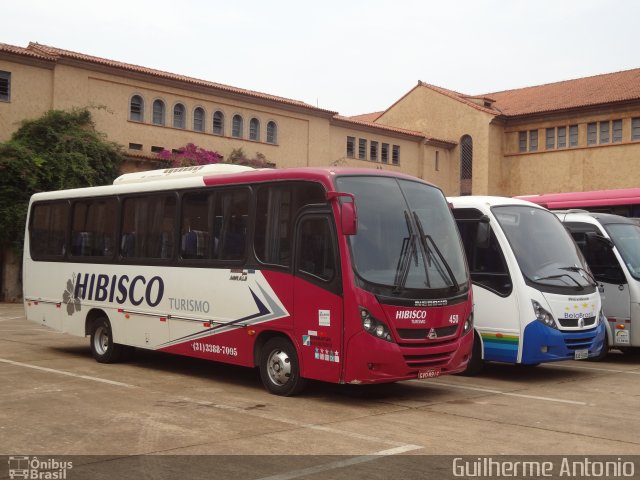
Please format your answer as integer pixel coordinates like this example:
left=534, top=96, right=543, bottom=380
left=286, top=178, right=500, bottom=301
left=458, top=332, right=483, bottom=376
left=259, top=337, right=307, bottom=396
left=90, top=316, right=128, bottom=364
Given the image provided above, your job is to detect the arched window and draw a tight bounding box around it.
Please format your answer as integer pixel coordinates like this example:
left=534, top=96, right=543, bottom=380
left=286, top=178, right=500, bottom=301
left=266, top=121, right=277, bottom=144
left=193, top=107, right=205, bottom=132
left=173, top=103, right=186, bottom=129
left=213, top=111, right=225, bottom=135
left=232, top=114, right=243, bottom=138
left=460, top=135, right=473, bottom=195
left=249, top=118, right=260, bottom=141
left=152, top=99, right=165, bottom=126
left=130, top=95, right=144, bottom=122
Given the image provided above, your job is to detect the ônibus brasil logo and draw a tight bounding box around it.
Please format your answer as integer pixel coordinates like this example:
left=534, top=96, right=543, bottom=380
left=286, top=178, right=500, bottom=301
left=8, top=456, right=72, bottom=479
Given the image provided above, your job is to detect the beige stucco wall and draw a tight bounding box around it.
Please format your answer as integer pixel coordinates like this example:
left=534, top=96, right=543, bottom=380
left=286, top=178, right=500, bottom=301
left=0, top=60, right=53, bottom=141
left=2, top=57, right=424, bottom=174
left=503, top=109, right=640, bottom=195
left=376, top=86, right=498, bottom=195
left=327, top=124, right=424, bottom=176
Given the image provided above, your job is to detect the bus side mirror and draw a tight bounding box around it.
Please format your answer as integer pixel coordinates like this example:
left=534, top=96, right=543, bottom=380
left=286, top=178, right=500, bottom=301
left=326, top=191, right=358, bottom=236
left=585, top=231, right=613, bottom=249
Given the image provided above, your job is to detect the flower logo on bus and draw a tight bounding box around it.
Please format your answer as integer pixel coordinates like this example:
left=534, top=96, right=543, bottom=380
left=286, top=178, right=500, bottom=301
left=62, top=275, right=82, bottom=316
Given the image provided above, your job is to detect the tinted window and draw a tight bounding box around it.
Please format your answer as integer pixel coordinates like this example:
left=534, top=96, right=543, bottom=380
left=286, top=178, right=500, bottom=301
left=70, top=198, right=117, bottom=257
left=254, top=182, right=325, bottom=267
left=454, top=208, right=512, bottom=296
left=121, top=195, right=176, bottom=259
left=180, top=188, right=250, bottom=261
left=30, top=202, right=68, bottom=258
left=297, top=217, right=336, bottom=281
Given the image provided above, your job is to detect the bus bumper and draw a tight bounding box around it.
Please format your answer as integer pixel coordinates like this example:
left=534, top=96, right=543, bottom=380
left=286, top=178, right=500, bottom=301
left=520, top=320, right=606, bottom=364
left=343, top=330, right=473, bottom=384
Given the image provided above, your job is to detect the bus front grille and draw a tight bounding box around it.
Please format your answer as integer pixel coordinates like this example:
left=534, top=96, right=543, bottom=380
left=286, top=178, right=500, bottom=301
left=396, top=325, right=458, bottom=340
left=563, top=329, right=598, bottom=350
left=557, top=316, right=596, bottom=328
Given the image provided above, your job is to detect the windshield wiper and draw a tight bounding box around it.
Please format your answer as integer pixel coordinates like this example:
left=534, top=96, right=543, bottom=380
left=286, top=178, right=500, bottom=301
left=393, top=211, right=418, bottom=294
left=534, top=273, right=584, bottom=289
left=413, top=212, right=459, bottom=291
left=559, top=265, right=597, bottom=286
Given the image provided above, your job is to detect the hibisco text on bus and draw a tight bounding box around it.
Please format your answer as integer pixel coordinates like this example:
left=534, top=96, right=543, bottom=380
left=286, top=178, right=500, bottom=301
left=23, top=165, right=474, bottom=395
left=448, top=196, right=606, bottom=375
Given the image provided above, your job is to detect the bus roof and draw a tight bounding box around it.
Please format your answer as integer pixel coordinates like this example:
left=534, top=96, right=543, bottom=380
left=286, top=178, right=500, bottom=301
left=515, top=188, right=640, bottom=209
left=30, top=166, right=437, bottom=202
left=555, top=210, right=640, bottom=226
left=447, top=195, right=544, bottom=209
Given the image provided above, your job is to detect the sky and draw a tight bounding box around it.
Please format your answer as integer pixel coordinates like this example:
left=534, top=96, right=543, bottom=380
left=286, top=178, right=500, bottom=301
left=4, top=0, right=640, bottom=116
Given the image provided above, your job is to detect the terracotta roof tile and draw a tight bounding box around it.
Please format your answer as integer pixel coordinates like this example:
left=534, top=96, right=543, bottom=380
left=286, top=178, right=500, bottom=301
left=417, top=82, right=499, bottom=115
left=349, top=111, right=384, bottom=122
left=22, top=42, right=337, bottom=115
left=481, top=68, right=640, bottom=117
left=0, top=42, right=54, bottom=60
left=333, top=115, right=456, bottom=145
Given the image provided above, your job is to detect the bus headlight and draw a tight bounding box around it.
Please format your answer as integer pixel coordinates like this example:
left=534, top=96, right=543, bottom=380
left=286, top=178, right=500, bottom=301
left=463, top=313, right=473, bottom=335
left=360, top=307, right=394, bottom=343
left=532, top=300, right=557, bottom=329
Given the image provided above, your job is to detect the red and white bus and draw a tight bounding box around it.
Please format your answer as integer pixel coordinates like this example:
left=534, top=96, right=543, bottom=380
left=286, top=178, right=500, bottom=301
left=23, top=165, right=474, bottom=395
left=516, top=188, right=640, bottom=218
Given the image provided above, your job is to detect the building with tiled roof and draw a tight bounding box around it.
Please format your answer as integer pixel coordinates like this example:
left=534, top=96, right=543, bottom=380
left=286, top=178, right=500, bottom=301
left=374, top=70, right=640, bottom=196
left=0, top=41, right=447, bottom=190
left=2, top=40, right=640, bottom=199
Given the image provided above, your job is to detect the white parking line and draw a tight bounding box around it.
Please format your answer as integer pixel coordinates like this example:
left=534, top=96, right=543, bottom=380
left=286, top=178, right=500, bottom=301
left=542, top=363, right=640, bottom=375
left=255, top=445, right=422, bottom=480
left=181, top=397, right=419, bottom=449
left=0, top=358, right=136, bottom=388
left=411, top=380, right=588, bottom=405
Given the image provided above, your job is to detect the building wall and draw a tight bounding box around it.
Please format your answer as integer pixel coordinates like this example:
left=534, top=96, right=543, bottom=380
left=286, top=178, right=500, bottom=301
left=1, top=55, right=428, bottom=177
left=375, top=86, right=498, bottom=195
left=0, top=59, right=53, bottom=138
left=503, top=107, right=640, bottom=195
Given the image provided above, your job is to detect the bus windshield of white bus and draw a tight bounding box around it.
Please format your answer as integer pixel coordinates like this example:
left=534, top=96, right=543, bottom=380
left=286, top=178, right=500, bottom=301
left=605, top=223, right=640, bottom=280
left=493, top=205, right=595, bottom=290
left=335, top=176, right=468, bottom=293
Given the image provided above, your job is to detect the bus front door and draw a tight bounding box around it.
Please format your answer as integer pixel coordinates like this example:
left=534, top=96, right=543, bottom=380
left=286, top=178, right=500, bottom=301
left=293, top=213, right=343, bottom=383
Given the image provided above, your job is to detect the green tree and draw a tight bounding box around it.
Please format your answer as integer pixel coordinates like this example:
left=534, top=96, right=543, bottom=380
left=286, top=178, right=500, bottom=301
left=0, top=108, right=124, bottom=251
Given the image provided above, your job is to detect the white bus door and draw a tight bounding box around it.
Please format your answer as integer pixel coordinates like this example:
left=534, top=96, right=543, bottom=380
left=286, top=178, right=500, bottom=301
left=454, top=210, right=519, bottom=363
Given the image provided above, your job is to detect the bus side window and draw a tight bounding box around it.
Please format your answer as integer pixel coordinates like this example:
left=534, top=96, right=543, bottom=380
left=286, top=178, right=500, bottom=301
left=254, top=182, right=326, bottom=267
left=297, top=217, right=336, bottom=281
left=70, top=198, right=116, bottom=258
left=568, top=225, right=626, bottom=284
left=454, top=212, right=512, bottom=296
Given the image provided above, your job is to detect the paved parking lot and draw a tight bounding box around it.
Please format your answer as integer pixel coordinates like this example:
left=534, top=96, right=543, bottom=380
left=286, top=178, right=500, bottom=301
left=1, top=302, right=639, bottom=477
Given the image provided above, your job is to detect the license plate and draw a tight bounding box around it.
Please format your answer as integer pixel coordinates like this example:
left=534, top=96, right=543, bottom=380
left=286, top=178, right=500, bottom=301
left=574, top=349, right=589, bottom=360
left=418, top=368, right=441, bottom=379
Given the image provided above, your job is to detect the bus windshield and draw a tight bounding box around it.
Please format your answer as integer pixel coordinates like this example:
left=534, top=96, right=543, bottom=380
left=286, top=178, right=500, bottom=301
left=605, top=223, right=640, bottom=280
left=335, top=176, right=468, bottom=292
left=493, top=205, right=594, bottom=290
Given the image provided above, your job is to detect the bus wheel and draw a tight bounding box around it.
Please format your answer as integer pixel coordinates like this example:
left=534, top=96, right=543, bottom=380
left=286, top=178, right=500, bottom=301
left=90, top=317, right=127, bottom=364
left=259, top=337, right=307, bottom=396
left=458, top=332, right=483, bottom=376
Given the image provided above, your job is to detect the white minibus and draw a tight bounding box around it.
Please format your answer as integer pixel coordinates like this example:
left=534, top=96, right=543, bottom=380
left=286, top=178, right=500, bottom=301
left=554, top=211, right=640, bottom=354
left=449, top=197, right=606, bottom=374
